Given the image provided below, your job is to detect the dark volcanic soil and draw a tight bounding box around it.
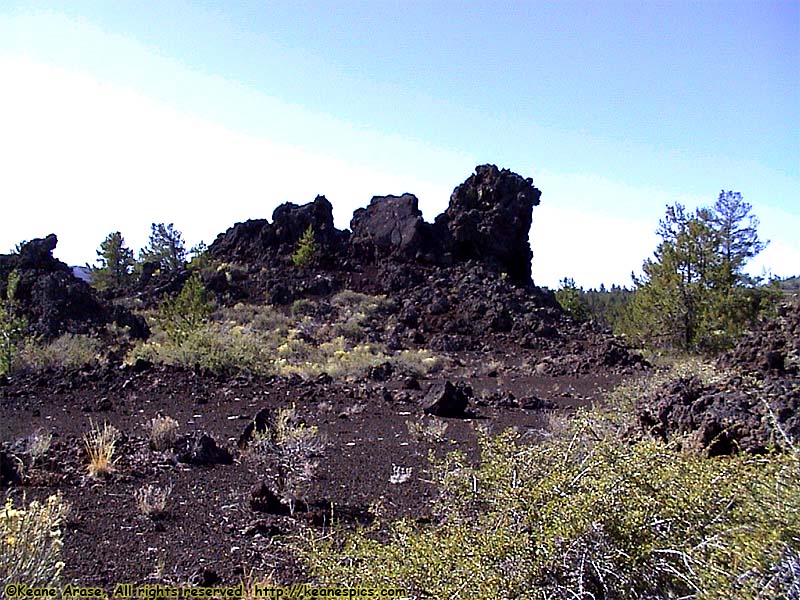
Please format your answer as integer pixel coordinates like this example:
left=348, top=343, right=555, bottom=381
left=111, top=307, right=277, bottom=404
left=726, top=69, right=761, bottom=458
left=0, top=362, right=621, bottom=586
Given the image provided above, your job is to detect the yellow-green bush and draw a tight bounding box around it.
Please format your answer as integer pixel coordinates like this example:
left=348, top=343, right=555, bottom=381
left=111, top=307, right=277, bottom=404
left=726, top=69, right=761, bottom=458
left=300, top=420, right=800, bottom=599
left=1, top=494, right=69, bottom=587
left=14, top=334, right=102, bottom=372
left=129, top=321, right=277, bottom=376
left=129, top=293, right=439, bottom=380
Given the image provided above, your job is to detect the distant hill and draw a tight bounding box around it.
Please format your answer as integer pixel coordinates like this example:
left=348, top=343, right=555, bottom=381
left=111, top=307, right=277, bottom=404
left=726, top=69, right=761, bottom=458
left=71, top=265, right=92, bottom=283
left=777, top=275, right=800, bottom=292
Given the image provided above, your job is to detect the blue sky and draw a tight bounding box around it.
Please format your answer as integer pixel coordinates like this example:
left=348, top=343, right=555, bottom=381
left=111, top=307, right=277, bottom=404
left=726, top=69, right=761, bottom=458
left=1, top=1, right=798, bottom=287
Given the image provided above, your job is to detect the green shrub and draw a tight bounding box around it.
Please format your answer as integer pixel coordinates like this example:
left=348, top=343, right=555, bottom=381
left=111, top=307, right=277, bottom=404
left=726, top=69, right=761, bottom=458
left=292, top=225, right=319, bottom=268
left=1, top=494, right=69, bottom=587
left=129, top=321, right=276, bottom=376
left=300, top=419, right=800, bottom=599
left=15, top=334, right=102, bottom=372
left=156, top=273, right=213, bottom=344
left=555, top=277, right=590, bottom=322
left=0, top=269, right=28, bottom=375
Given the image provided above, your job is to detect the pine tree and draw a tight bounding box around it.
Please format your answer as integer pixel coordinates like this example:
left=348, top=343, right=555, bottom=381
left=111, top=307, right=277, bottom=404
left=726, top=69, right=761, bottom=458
left=140, top=223, right=187, bottom=273
left=92, top=232, right=135, bottom=291
left=292, top=225, right=319, bottom=268
left=623, top=195, right=769, bottom=352
left=555, top=277, right=590, bottom=322
left=157, top=272, right=213, bottom=343
left=0, top=269, right=27, bottom=374
left=711, top=191, right=768, bottom=287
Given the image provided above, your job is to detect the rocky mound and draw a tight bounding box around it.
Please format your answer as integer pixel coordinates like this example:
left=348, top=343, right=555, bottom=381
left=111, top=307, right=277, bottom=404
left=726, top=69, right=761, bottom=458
left=204, top=165, right=645, bottom=375
left=637, top=299, right=800, bottom=455
left=638, top=374, right=798, bottom=456
left=208, top=195, right=349, bottom=268
left=721, top=298, right=800, bottom=375
left=0, top=235, right=148, bottom=339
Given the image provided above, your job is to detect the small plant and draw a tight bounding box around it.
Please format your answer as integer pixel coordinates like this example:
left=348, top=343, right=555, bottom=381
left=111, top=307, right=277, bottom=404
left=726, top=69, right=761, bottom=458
left=0, top=269, right=28, bottom=375
left=83, top=421, right=120, bottom=478
left=247, top=404, right=326, bottom=515
left=157, top=273, right=213, bottom=344
left=407, top=418, right=449, bottom=444
left=1, top=494, right=69, bottom=587
left=148, top=414, right=180, bottom=451
left=389, top=465, right=412, bottom=485
left=135, top=483, right=173, bottom=520
left=292, top=225, right=319, bottom=268
left=26, top=429, right=53, bottom=464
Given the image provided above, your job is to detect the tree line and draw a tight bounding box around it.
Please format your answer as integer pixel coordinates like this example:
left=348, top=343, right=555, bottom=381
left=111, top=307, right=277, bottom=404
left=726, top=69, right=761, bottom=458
left=91, top=223, right=205, bottom=291
left=556, top=190, right=789, bottom=354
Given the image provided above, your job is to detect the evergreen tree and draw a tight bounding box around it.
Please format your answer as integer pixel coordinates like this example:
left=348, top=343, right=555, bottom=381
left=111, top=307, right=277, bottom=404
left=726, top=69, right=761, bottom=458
left=140, top=223, right=187, bottom=273
left=0, top=269, right=27, bottom=375
left=711, top=190, right=768, bottom=287
left=555, top=277, right=590, bottom=322
left=157, top=272, right=213, bottom=343
left=623, top=196, right=768, bottom=352
left=292, top=225, right=319, bottom=268
left=91, top=231, right=135, bottom=291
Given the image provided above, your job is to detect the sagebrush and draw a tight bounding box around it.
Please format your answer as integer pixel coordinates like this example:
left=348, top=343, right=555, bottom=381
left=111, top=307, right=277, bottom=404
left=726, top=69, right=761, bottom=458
left=300, top=416, right=800, bottom=599
left=1, top=494, right=69, bottom=587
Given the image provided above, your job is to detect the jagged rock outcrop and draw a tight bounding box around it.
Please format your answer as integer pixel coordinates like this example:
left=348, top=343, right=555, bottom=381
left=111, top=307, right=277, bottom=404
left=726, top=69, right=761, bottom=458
left=637, top=374, right=798, bottom=455
left=637, top=299, right=800, bottom=455
left=350, top=194, right=436, bottom=262
left=209, top=195, right=348, bottom=266
left=435, top=165, right=541, bottom=282
left=208, top=165, right=541, bottom=283
left=721, top=298, right=800, bottom=375
left=198, top=166, right=649, bottom=373
left=0, top=236, right=148, bottom=339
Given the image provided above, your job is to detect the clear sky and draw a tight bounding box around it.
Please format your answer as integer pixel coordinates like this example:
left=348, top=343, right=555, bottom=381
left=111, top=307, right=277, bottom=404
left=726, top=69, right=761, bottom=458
left=1, top=1, right=798, bottom=288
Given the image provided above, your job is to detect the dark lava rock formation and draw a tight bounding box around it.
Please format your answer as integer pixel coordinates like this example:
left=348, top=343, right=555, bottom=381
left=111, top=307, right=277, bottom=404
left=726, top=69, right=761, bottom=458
left=210, top=164, right=540, bottom=283
left=638, top=374, right=798, bottom=456
left=722, top=300, right=800, bottom=376
left=436, top=164, right=541, bottom=282
left=638, top=298, right=800, bottom=455
left=208, top=194, right=348, bottom=268
left=350, top=194, right=437, bottom=262
left=0, top=235, right=148, bottom=340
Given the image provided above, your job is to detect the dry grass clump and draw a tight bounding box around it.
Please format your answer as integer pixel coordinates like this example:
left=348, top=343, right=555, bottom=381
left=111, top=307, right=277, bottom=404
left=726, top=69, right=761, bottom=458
left=1, top=494, right=70, bottom=587
left=135, top=483, right=173, bottom=520
left=218, top=302, right=291, bottom=334
left=406, top=417, right=449, bottom=444
left=246, top=405, right=327, bottom=515
left=26, top=429, right=53, bottom=464
left=392, top=349, right=443, bottom=376
left=148, top=414, right=180, bottom=451
left=83, top=421, right=120, bottom=478
left=15, top=334, right=103, bottom=372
